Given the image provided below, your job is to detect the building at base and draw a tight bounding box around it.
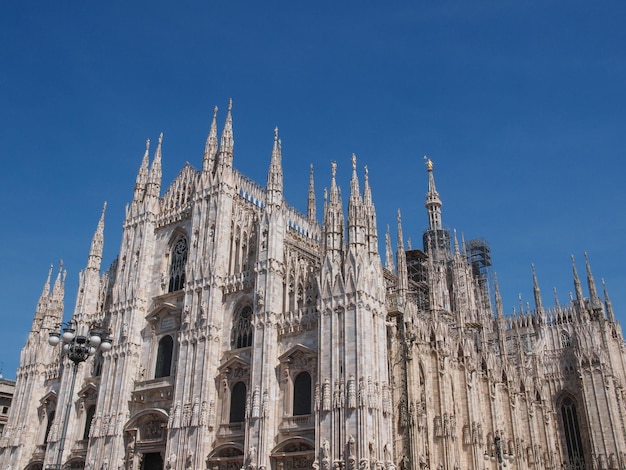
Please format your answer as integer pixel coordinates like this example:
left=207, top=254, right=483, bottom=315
left=1, top=102, right=625, bottom=470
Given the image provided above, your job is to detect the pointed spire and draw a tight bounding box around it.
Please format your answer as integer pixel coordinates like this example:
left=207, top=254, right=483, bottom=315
left=571, top=254, right=585, bottom=310
left=87, top=202, right=107, bottom=272
left=602, top=278, right=615, bottom=322
left=42, top=264, right=53, bottom=298
left=532, top=263, right=544, bottom=315
left=133, top=139, right=150, bottom=204
left=553, top=287, right=561, bottom=311
left=203, top=105, right=219, bottom=173
left=147, top=133, right=163, bottom=199
left=494, top=272, right=504, bottom=319
left=385, top=225, right=395, bottom=272
left=397, top=209, right=404, bottom=251
left=49, top=261, right=66, bottom=323
left=329, top=161, right=339, bottom=204
left=396, top=209, right=408, bottom=295
left=453, top=229, right=460, bottom=255
left=219, top=98, right=234, bottom=166
left=266, top=127, right=283, bottom=207
left=363, top=165, right=372, bottom=206
left=307, top=164, right=316, bottom=221
left=424, top=156, right=442, bottom=230
left=322, top=161, right=344, bottom=254
left=584, top=252, right=602, bottom=312
left=349, top=153, right=361, bottom=203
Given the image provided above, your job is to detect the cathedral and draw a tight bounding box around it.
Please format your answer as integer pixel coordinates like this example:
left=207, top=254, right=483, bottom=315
left=2, top=101, right=626, bottom=470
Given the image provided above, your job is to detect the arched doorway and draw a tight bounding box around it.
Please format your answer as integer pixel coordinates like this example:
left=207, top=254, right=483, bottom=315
left=206, top=443, right=244, bottom=470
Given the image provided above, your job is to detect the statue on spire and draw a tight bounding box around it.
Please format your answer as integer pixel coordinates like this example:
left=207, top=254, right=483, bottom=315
left=424, top=155, right=433, bottom=171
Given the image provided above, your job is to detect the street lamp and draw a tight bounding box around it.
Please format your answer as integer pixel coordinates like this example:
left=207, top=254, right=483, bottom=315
left=46, top=322, right=112, bottom=470
left=484, top=434, right=515, bottom=469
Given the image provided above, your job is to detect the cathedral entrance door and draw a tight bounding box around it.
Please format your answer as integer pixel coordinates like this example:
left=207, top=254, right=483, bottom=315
left=142, top=452, right=164, bottom=470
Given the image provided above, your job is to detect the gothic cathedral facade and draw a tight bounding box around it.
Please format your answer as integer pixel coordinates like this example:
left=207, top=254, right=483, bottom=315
left=2, top=102, right=626, bottom=470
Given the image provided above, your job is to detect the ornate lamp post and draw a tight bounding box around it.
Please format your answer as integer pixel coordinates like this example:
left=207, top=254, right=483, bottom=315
left=46, top=322, right=112, bottom=470
left=484, top=434, right=514, bottom=469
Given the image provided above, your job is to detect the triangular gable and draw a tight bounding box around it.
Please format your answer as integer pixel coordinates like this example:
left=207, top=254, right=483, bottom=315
left=278, top=344, right=317, bottom=363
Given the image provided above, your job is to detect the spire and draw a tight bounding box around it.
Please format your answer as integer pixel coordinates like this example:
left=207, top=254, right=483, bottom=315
left=602, top=278, right=615, bottom=322
left=347, top=154, right=365, bottom=249
left=133, top=139, right=150, bottom=204
left=307, top=164, right=316, bottom=221
left=33, top=265, right=54, bottom=326
left=424, top=156, right=442, bottom=231
left=87, top=202, right=107, bottom=272
left=423, top=156, right=450, bottom=261
left=571, top=255, right=585, bottom=311
left=42, top=264, right=53, bottom=298
left=553, top=287, right=561, bottom=311
left=330, top=161, right=339, bottom=204
left=363, top=165, right=372, bottom=206
left=203, top=105, right=219, bottom=174
left=584, top=252, right=603, bottom=312
left=322, top=161, right=344, bottom=254
left=494, top=272, right=504, bottom=319
left=453, top=229, right=460, bottom=255
left=397, top=209, right=404, bottom=251
left=396, top=209, right=408, bottom=294
left=349, top=154, right=361, bottom=204
left=219, top=98, right=234, bottom=167
left=48, top=261, right=66, bottom=324
left=266, top=127, right=283, bottom=207
left=532, top=263, right=544, bottom=315
left=147, top=133, right=163, bottom=199
left=385, top=225, right=395, bottom=272
left=362, top=165, right=379, bottom=256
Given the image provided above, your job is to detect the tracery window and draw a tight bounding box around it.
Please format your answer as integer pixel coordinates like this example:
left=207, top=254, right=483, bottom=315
left=561, top=396, right=585, bottom=468
left=561, top=331, right=571, bottom=348
left=230, top=382, right=247, bottom=423
left=168, top=236, right=188, bottom=292
left=155, top=335, right=174, bottom=378
left=232, top=306, right=253, bottom=349
left=293, top=372, right=312, bottom=415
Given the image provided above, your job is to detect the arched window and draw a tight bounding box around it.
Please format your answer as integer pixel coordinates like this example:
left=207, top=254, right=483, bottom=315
left=83, top=405, right=96, bottom=440
left=293, top=372, right=312, bottom=416
left=155, top=335, right=174, bottom=378
left=232, top=306, right=253, bottom=349
left=561, top=396, right=585, bottom=467
left=561, top=331, right=571, bottom=348
left=44, top=410, right=55, bottom=444
left=230, top=382, right=247, bottom=423
left=168, top=236, right=188, bottom=292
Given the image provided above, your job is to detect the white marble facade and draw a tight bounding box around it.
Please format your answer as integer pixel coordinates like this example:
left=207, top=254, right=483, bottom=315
left=2, top=102, right=626, bottom=470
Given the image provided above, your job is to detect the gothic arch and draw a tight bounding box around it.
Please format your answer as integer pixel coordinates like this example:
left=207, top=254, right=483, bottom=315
left=167, top=229, right=189, bottom=292
left=231, top=302, right=253, bottom=349
left=556, top=392, right=590, bottom=468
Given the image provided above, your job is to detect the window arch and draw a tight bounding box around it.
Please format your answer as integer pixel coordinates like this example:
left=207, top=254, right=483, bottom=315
left=561, top=331, right=571, bottom=348
left=230, top=382, right=247, bottom=423
left=168, top=236, right=188, bottom=292
left=232, top=306, right=253, bottom=349
left=83, top=405, right=96, bottom=440
left=293, top=372, right=312, bottom=416
left=155, top=335, right=174, bottom=378
left=560, top=396, right=586, bottom=467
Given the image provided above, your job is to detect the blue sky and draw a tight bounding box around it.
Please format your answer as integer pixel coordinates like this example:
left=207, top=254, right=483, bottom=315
left=1, top=1, right=625, bottom=378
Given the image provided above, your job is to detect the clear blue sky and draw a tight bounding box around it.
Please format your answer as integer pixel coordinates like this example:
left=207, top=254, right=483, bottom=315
left=1, top=1, right=625, bottom=379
